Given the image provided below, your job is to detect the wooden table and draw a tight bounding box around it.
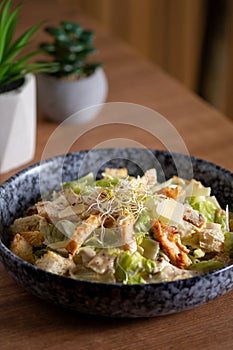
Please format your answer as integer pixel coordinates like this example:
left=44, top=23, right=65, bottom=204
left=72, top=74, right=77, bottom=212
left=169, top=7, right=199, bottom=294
left=1, top=1, right=233, bottom=349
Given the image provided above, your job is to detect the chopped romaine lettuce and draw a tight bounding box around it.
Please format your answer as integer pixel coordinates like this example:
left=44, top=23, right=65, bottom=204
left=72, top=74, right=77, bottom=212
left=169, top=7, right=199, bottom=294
left=224, top=232, right=233, bottom=258
left=189, top=260, right=224, bottom=273
left=33, top=247, right=51, bottom=260
left=181, top=232, right=199, bottom=249
left=134, top=209, right=151, bottom=233
left=62, top=172, right=94, bottom=193
left=95, top=177, right=119, bottom=187
left=55, top=220, right=76, bottom=239
left=84, top=228, right=124, bottom=248
left=41, top=223, right=65, bottom=244
left=115, top=251, right=156, bottom=284
left=215, top=209, right=228, bottom=232
left=189, top=196, right=216, bottom=222
left=193, top=248, right=205, bottom=259
left=140, top=237, right=159, bottom=260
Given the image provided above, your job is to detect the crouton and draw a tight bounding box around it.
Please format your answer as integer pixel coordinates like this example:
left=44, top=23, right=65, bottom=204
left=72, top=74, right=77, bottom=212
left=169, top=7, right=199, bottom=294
left=21, top=231, right=44, bottom=247
left=36, top=192, right=82, bottom=223
left=10, top=214, right=47, bottom=235
left=35, top=251, right=71, bottom=275
left=10, top=233, right=34, bottom=263
left=199, top=227, right=224, bottom=253
left=141, top=168, right=157, bottom=185
left=104, top=168, right=128, bottom=178
left=88, top=249, right=116, bottom=274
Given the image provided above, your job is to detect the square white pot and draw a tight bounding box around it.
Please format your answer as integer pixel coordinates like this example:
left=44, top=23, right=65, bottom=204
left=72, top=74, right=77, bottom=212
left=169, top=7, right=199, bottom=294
left=0, top=74, right=36, bottom=174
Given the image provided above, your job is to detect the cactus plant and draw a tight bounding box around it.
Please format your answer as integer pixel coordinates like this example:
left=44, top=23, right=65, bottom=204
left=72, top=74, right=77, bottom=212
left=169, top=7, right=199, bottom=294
left=39, top=21, right=102, bottom=79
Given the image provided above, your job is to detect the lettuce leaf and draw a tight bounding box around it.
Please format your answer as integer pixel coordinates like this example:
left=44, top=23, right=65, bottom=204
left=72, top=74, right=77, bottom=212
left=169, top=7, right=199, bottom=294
left=224, top=232, right=233, bottom=258
left=62, top=172, right=94, bottom=193
left=189, top=196, right=216, bottom=222
left=115, top=250, right=156, bottom=284
left=134, top=209, right=151, bottom=233
left=55, top=220, right=76, bottom=239
left=140, top=237, right=159, bottom=260
left=95, top=177, right=119, bottom=187
left=189, top=260, right=223, bottom=273
left=215, top=209, right=228, bottom=232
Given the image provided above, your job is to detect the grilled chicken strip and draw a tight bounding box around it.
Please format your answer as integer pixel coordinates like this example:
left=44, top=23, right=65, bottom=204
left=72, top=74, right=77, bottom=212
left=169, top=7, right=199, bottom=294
left=66, top=214, right=101, bottom=255
left=152, top=220, right=191, bottom=269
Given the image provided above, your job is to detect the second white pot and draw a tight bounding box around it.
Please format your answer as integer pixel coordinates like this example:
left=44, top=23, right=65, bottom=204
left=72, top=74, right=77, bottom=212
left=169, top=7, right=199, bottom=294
left=37, top=68, right=108, bottom=124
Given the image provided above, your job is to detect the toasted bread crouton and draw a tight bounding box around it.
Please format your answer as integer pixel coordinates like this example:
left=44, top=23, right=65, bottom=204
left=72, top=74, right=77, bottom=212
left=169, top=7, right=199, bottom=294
left=104, top=168, right=128, bottom=178
left=87, top=249, right=116, bottom=274
left=21, top=231, right=44, bottom=247
left=36, top=194, right=71, bottom=223
left=10, top=214, right=47, bottom=235
left=199, top=226, right=224, bottom=253
left=141, top=168, right=157, bottom=185
left=10, top=233, right=34, bottom=263
left=35, top=251, right=71, bottom=275
left=36, top=190, right=85, bottom=222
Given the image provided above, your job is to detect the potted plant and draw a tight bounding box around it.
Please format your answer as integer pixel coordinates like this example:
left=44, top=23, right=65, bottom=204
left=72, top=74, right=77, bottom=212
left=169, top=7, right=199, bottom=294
left=37, top=21, right=108, bottom=123
left=0, top=0, right=52, bottom=174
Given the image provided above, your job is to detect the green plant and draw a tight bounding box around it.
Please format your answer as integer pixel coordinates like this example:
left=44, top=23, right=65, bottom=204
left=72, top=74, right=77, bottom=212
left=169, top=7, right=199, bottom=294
left=0, top=0, right=52, bottom=91
left=39, top=21, right=102, bottom=79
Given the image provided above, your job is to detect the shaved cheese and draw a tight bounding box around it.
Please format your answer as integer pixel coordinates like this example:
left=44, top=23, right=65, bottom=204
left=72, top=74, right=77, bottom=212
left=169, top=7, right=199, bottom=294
left=185, top=180, right=211, bottom=197
left=208, top=196, right=221, bottom=209
left=155, top=199, right=184, bottom=225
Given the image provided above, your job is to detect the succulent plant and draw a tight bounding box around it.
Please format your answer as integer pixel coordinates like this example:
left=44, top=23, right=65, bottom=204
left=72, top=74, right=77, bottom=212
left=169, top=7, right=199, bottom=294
left=39, top=21, right=102, bottom=79
left=0, top=0, right=52, bottom=93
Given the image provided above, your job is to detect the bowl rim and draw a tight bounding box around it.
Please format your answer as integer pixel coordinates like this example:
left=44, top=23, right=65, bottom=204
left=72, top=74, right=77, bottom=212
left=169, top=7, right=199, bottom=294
left=1, top=147, right=233, bottom=189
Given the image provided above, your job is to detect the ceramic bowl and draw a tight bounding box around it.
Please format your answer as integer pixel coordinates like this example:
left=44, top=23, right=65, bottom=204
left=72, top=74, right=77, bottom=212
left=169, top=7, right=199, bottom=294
left=0, top=148, right=233, bottom=317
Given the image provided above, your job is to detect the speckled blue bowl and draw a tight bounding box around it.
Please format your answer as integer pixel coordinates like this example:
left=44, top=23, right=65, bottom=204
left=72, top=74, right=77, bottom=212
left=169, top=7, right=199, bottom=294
left=0, top=148, right=233, bottom=317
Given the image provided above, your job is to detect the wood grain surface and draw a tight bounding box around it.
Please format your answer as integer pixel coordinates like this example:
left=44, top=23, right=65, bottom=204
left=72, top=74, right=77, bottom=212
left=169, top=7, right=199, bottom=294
left=1, top=1, right=233, bottom=349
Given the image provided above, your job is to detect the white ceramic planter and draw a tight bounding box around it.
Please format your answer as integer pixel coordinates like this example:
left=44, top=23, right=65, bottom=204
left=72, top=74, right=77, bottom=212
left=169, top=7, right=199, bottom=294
left=0, top=74, right=36, bottom=174
left=37, top=68, right=108, bottom=124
